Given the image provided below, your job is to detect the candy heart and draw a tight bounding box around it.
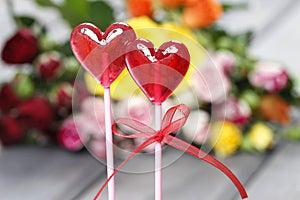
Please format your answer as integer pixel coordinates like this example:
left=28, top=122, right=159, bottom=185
left=70, top=22, right=136, bottom=87
left=125, top=39, right=190, bottom=104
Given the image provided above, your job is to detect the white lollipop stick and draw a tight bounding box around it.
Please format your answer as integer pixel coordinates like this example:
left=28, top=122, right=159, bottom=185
left=104, top=87, right=115, bottom=200
left=154, top=103, right=162, bottom=200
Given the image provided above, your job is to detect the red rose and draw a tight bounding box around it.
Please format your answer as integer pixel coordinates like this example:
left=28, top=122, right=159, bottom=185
left=0, top=84, right=20, bottom=113
left=36, top=52, right=61, bottom=79
left=0, top=116, right=24, bottom=145
left=1, top=28, right=39, bottom=64
left=17, top=97, right=53, bottom=130
left=57, top=118, right=83, bottom=151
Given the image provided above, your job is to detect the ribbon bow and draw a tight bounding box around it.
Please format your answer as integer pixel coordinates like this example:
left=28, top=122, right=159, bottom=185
left=94, top=104, right=248, bottom=199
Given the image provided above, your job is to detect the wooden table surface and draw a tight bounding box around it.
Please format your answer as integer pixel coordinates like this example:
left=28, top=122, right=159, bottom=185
left=1, top=0, right=300, bottom=199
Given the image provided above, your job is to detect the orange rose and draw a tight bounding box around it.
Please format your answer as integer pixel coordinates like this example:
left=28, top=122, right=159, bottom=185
left=259, top=94, right=290, bottom=125
left=160, top=0, right=184, bottom=8
left=127, top=0, right=153, bottom=18
left=182, top=0, right=222, bottom=28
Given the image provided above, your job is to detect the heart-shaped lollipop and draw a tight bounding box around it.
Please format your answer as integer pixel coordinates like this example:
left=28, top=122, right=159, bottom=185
left=70, top=22, right=136, bottom=87
left=125, top=39, right=190, bottom=104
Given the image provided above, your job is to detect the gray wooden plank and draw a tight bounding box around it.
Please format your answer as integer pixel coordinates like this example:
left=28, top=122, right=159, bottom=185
left=78, top=147, right=267, bottom=200
left=250, top=0, right=300, bottom=77
left=235, top=142, right=300, bottom=200
left=218, top=0, right=297, bottom=34
left=0, top=145, right=105, bottom=200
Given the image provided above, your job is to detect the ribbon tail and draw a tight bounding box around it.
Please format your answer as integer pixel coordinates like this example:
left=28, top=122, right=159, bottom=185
left=93, top=137, right=156, bottom=200
left=164, top=135, right=248, bottom=199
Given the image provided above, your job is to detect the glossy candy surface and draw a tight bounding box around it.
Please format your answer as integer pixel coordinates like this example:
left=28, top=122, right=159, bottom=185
left=70, top=22, right=136, bottom=87
left=125, top=39, right=190, bottom=104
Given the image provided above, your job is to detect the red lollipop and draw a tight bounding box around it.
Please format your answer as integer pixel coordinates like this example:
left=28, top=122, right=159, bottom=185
left=70, top=22, right=136, bottom=87
left=125, top=39, right=190, bottom=104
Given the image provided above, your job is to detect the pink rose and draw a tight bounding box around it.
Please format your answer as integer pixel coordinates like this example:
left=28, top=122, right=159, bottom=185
left=58, top=117, right=83, bottom=151
left=213, top=50, right=236, bottom=74
left=182, top=110, right=210, bottom=145
left=192, top=59, right=231, bottom=103
left=75, top=97, right=106, bottom=140
left=89, top=138, right=106, bottom=159
left=116, top=96, right=152, bottom=124
left=75, top=113, right=105, bottom=141
left=213, top=97, right=251, bottom=125
left=1, top=28, right=39, bottom=64
left=116, top=96, right=155, bottom=152
left=249, top=61, right=289, bottom=92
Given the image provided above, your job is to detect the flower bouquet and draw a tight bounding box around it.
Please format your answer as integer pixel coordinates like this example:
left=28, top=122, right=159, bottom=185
left=1, top=0, right=300, bottom=159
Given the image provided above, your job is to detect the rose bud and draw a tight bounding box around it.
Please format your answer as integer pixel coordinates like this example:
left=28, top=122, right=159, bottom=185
left=35, top=52, right=62, bottom=79
left=17, top=97, right=53, bottom=130
left=249, top=61, right=289, bottom=92
left=213, top=97, right=251, bottom=126
left=0, top=84, right=20, bottom=113
left=192, top=59, right=231, bottom=103
left=12, top=73, right=35, bottom=99
left=213, top=50, right=236, bottom=75
left=50, top=83, right=73, bottom=109
left=0, top=116, right=24, bottom=146
left=127, top=0, right=153, bottom=18
left=1, top=28, right=39, bottom=64
left=58, top=118, right=83, bottom=151
left=182, top=110, right=210, bottom=145
left=183, top=0, right=222, bottom=28
left=259, top=94, right=290, bottom=125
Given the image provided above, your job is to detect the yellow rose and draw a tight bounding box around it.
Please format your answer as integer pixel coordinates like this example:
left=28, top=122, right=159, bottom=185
left=210, top=121, right=242, bottom=158
left=247, top=122, right=273, bottom=152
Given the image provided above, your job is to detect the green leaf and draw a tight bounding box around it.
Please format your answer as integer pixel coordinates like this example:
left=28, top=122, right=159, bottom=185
left=240, top=136, right=255, bottom=153
left=14, top=15, right=36, bottom=27
left=59, top=0, right=88, bottom=28
left=59, top=41, right=73, bottom=57
left=284, top=126, right=300, bottom=141
left=34, top=0, right=114, bottom=29
left=35, top=0, right=58, bottom=8
left=87, top=1, right=114, bottom=30
left=222, top=3, right=248, bottom=12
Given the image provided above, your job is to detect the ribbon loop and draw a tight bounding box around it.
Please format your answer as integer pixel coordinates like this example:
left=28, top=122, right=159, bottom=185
left=94, top=104, right=248, bottom=200
left=112, top=118, right=156, bottom=139
left=161, top=104, right=190, bottom=130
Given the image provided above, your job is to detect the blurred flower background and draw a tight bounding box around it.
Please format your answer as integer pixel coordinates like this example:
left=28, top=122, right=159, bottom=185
left=0, top=0, right=300, bottom=158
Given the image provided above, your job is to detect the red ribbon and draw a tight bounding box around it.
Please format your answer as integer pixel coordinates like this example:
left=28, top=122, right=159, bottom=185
left=94, top=104, right=248, bottom=199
